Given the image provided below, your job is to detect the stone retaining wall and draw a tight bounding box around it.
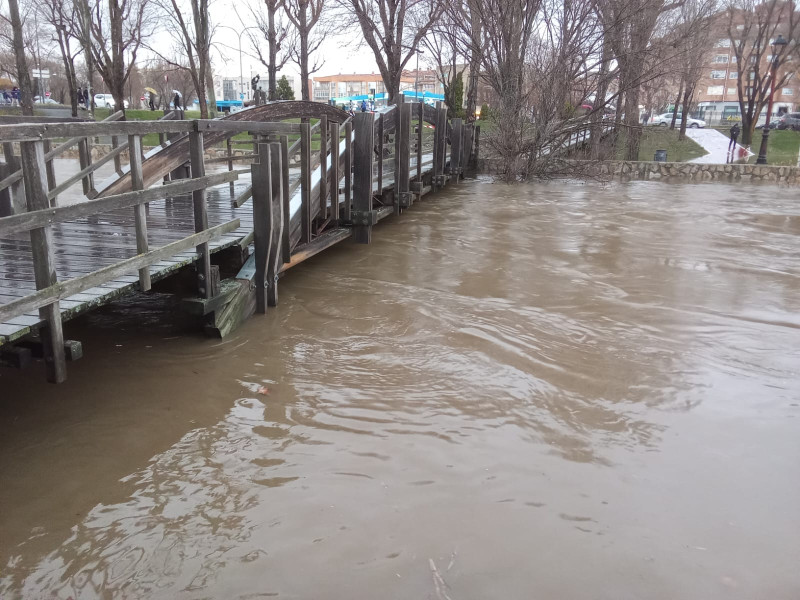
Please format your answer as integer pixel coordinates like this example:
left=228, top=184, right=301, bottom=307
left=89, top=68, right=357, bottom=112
left=478, top=158, right=800, bottom=184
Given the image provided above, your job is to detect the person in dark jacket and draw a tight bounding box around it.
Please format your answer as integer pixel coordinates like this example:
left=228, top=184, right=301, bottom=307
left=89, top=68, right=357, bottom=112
left=149, top=94, right=156, bottom=111
left=173, top=93, right=181, bottom=110
left=729, top=123, right=740, bottom=151
left=360, top=99, right=367, bottom=112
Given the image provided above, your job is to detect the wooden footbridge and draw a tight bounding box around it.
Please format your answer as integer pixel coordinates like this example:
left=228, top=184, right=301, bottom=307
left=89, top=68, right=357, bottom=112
left=0, top=101, right=479, bottom=382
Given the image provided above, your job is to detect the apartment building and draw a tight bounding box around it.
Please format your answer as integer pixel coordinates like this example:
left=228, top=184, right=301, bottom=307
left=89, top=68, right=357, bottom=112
left=311, top=73, right=416, bottom=102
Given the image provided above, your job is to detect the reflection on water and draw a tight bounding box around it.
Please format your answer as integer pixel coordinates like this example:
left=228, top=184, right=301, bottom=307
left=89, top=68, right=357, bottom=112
left=1, top=180, right=799, bottom=599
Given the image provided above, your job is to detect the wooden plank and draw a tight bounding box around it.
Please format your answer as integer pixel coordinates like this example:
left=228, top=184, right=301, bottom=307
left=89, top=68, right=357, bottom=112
left=279, top=228, right=351, bottom=272
left=267, top=141, right=283, bottom=307
left=280, top=135, right=291, bottom=262
left=0, top=171, right=239, bottom=237
left=300, top=122, right=312, bottom=244
left=77, top=137, right=96, bottom=196
left=352, top=112, right=375, bottom=244
left=0, top=219, right=240, bottom=323
left=343, top=121, right=352, bottom=222
left=417, top=101, right=423, bottom=185
left=0, top=120, right=195, bottom=141
left=329, top=122, right=340, bottom=222
left=196, top=120, right=301, bottom=135
left=319, top=115, right=328, bottom=220
left=3, top=143, right=25, bottom=214
left=396, top=102, right=411, bottom=210
left=252, top=142, right=272, bottom=313
left=377, top=113, right=384, bottom=195
left=48, top=141, right=129, bottom=200
left=19, top=140, right=66, bottom=383
left=450, top=118, right=463, bottom=182
left=42, top=140, right=57, bottom=206
left=128, top=134, right=151, bottom=291
left=226, top=137, right=235, bottom=197
left=189, top=130, right=213, bottom=298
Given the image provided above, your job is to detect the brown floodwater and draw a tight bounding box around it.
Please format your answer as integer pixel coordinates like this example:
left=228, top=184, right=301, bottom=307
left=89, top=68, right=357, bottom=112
left=1, top=179, right=799, bottom=599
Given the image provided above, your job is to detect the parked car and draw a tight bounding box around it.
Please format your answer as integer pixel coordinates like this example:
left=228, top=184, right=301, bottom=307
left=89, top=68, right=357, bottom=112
left=93, top=93, right=130, bottom=109
left=33, top=96, right=61, bottom=105
left=650, top=113, right=706, bottom=128
left=776, top=112, right=800, bottom=131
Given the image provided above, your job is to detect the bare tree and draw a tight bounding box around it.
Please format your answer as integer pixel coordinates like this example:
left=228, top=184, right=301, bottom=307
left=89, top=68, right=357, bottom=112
left=726, top=0, right=800, bottom=146
left=422, top=7, right=468, bottom=117
left=342, top=0, right=444, bottom=104
left=0, top=0, right=35, bottom=114
left=88, top=0, right=155, bottom=114
left=37, top=0, right=82, bottom=116
left=151, top=0, right=216, bottom=117
left=283, top=0, right=330, bottom=101
left=244, top=0, right=290, bottom=101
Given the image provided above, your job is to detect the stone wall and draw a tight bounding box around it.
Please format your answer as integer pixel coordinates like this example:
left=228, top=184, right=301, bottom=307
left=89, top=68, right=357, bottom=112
left=477, top=158, right=800, bottom=185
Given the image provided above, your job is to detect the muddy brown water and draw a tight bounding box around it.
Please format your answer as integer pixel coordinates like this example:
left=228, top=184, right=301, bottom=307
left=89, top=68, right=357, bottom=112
left=1, top=180, right=799, bottom=599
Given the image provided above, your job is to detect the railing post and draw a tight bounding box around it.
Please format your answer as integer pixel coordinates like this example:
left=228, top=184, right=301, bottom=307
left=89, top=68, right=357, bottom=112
left=472, top=125, right=481, bottom=168
left=189, top=128, right=216, bottom=299
left=352, top=112, right=375, bottom=244
left=417, top=101, right=423, bottom=185
left=343, top=121, right=353, bottom=222
left=280, top=135, right=291, bottom=262
left=377, top=112, right=384, bottom=194
left=267, top=141, right=284, bottom=307
left=128, top=134, right=151, bottom=291
left=42, top=139, right=57, bottom=206
left=226, top=137, right=235, bottom=197
left=111, top=134, right=123, bottom=176
left=252, top=141, right=273, bottom=313
left=433, top=102, right=448, bottom=189
left=450, top=117, right=463, bottom=183
left=4, top=142, right=26, bottom=214
left=20, top=140, right=67, bottom=383
left=329, top=121, right=340, bottom=222
left=396, top=102, right=412, bottom=210
left=319, top=115, right=328, bottom=220
left=300, top=121, right=312, bottom=244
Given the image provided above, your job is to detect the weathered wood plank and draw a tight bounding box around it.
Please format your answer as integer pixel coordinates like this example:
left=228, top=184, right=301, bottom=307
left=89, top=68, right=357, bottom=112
left=343, top=121, right=353, bottom=222
left=189, top=129, right=213, bottom=299
left=352, top=112, right=375, bottom=244
left=252, top=142, right=272, bottom=314
left=451, top=118, right=463, bottom=182
left=128, top=134, right=151, bottom=291
left=300, top=122, right=312, bottom=244
left=267, top=142, right=283, bottom=307
left=47, top=141, right=129, bottom=200
left=329, top=122, right=340, bottom=222
left=280, top=135, right=291, bottom=261
left=319, top=115, right=328, bottom=220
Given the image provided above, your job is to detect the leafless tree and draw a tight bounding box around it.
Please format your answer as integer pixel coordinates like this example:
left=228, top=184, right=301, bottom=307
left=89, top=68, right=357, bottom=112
left=0, top=0, right=35, bottom=114
left=726, top=0, right=800, bottom=145
left=88, top=0, right=156, bottom=114
left=422, top=6, right=468, bottom=117
left=340, top=0, right=444, bottom=104
left=243, top=0, right=291, bottom=101
left=37, top=0, right=83, bottom=116
left=151, top=0, right=217, bottom=117
left=283, top=0, right=330, bottom=101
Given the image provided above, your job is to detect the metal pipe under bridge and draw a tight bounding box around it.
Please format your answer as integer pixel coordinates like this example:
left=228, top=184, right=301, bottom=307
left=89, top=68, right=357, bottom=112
left=0, top=100, right=480, bottom=382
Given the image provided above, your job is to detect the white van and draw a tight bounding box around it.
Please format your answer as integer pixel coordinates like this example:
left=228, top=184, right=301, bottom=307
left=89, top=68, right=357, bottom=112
left=93, top=93, right=130, bottom=109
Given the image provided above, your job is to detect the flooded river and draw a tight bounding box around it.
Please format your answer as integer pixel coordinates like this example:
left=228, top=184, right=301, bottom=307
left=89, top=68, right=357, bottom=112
left=1, top=180, right=798, bottom=599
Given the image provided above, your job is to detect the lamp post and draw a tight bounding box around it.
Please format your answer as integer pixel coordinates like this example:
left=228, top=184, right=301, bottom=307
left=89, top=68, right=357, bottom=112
left=414, top=48, right=424, bottom=100
left=217, top=25, right=259, bottom=102
left=756, top=34, right=789, bottom=164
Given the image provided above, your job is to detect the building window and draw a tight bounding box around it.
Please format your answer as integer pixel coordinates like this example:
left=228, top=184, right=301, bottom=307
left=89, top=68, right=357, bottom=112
left=714, top=55, right=729, bottom=63
left=783, top=88, right=794, bottom=95
left=707, top=85, right=724, bottom=95
left=729, top=71, right=738, bottom=79
left=727, top=87, right=738, bottom=95
left=716, top=38, right=731, bottom=47
left=711, top=70, right=726, bottom=79
left=736, top=24, right=745, bottom=30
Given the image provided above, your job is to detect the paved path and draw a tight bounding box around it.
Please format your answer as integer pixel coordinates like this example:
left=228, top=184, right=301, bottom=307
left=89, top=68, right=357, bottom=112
left=686, top=128, right=752, bottom=163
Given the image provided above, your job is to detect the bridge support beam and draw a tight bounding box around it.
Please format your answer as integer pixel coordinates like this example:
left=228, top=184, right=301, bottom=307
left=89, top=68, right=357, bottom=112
left=352, top=112, right=375, bottom=244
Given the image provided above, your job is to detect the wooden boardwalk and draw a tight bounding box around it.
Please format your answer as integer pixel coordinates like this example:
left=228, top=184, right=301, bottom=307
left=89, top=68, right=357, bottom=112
left=0, top=101, right=474, bottom=381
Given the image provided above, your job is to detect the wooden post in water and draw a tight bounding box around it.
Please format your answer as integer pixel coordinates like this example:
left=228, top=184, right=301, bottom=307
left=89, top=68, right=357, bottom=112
left=450, top=118, right=463, bottom=183
left=128, top=134, right=151, bottom=291
left=252, top=141, right=273, bottom=313
left=352, top=112, right=375, bottom=244
left=280, top=135, right=291, bottom=262
left=19, top=140, right=67, bottom=383
left=329, top=122, right=340, bottom=222
left=472, top=125, right=480, bottom=168
left=433, top=102, right=448, bottom=190
left=417, top=101, right=423, bottom=186
left=189, top=129, right=216, bottom=299
left=396, top=102, right=412, bottom=210
left=377, top=113, right=384, bottom=194
left=300, top=121, right=312, bottom=244
left=319, top=115, right=328, bottom=220
left=343, top=121, right=353, bottom=222
left=267, top=142, right=283, bottom=307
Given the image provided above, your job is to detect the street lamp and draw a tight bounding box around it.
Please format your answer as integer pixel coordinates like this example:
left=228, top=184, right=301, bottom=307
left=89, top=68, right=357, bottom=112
left=414, top=48, right=424, bottom=100
left=217, top=25, right=259, bottom=103
left=756, top=34, right=789, bottom=164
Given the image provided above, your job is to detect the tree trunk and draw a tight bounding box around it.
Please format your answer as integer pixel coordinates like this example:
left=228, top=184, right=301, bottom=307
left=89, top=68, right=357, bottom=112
left=7, top=0, right=34, bottom=116
left=670, top=79, right=683, bottom=130
left=623, top=83, right=642, bottom=161
left=464, top=0, right=481, bottom=122
left=678, top=85, right=692, bottom=141
left=299, top=5, right=310, bottom=101
left=268, top=5, right=278, bottom=101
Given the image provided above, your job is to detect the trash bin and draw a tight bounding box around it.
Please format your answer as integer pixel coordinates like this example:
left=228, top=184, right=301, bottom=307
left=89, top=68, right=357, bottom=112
left=654, top=150, right=667, bottom=162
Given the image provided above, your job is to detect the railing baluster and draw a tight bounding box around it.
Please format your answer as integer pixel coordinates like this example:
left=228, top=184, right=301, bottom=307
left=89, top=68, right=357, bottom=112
left=189, top=129, right=215, bottom=299
left=128, top=134, right=151, bottom=291
left=319, top=115, right=328, bottom=220
left=343, top=121, right=353, bottom=222
left=227, top=137, right=235, bottom=197
left=329, top=122, right=340, bottom=222
left=353, top=112, right=375, bottom=244
left=300, top=122, right=312, bottom=244
left=451, top=118, right=463, bottom=183
left=252, top=141, right=273, bottom=314
left=267, top=141, right=283, bottom=307
left=19, top=140, right=66, bottom=383
left=280, top=135, right=291, bottom=261
left=396, top=102, right=411, bottom=210
left=377, top=113, right=384, bottom=194
left=417, top=101, right=423, bottom=185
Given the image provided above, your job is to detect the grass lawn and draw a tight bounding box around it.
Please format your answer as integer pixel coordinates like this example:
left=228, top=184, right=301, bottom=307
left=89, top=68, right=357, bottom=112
left=744, top=130, right=800, bottom=166
left=617, top=127, right=707, bottom=162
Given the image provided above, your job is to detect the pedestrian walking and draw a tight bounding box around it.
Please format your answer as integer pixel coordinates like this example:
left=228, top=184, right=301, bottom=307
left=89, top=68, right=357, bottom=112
left=642, top=113, right=649, bottom=126
left=2, top=90, right=10, bottom=105
left=729, top=123, right=740, bottom=151
left=77, top=88, right=84, bottom=106
left=149, top=94, right=155, bottom=111
left=11, top=87, right=20, bottom=106
left=360, top=99, right=367, bottom=113
left=173, top=92, right=181, bottom=110
left=84, top=87, right=90, bottom=110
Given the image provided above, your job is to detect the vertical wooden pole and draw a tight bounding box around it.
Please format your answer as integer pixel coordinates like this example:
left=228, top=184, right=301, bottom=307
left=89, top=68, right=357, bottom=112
left=473, top=125, right=480, bottom=167
left=437, top=104, right=448, bottom=181
left=396, top=102, right=411, bottom=210
left=0, top=161, right=11, bottom=217
left=417, top=101, right=423, bottom=184
left=77, top=137, right=96, bottom=196
left=189, top=129, right=214, bottom=299
left=343, top=121, right=353, bottom=222
left=377, top=113, right=384, bottom=194
left=128, top=134, right=151, bottom=291
left=252, top=142, right=273, bottom=313
left=111, top=134, right=122, bottom=175
left=226, top=136, right=235, bottom=197
left=280, top=135, right=291, bottom=262
left=3, top=142, right=25, bottom=214
left=450, top=118, right=463, bottom=183
left=300, top=121, right=312, bottom=244
left=329, top=122, right=340, bottom=222
left=20, top=140, right=66, bottom=383
left=319, top=115, right=328, bottom=219
left=42, top=140, right=57, bottom=206
left=353, top=112, right=375, bottom=244
left=267, top=141, right=283, bottom=307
